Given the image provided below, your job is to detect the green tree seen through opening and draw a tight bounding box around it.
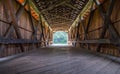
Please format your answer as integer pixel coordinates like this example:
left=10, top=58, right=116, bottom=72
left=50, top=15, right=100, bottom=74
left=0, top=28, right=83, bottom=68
left=53, top=31, right=68, bottom=44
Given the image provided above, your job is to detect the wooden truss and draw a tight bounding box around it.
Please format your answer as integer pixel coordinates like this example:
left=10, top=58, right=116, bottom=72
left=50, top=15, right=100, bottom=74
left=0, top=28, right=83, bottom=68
left=70, top=0, right=120, bottom=52
left=0, top=0, right=52, bottom=54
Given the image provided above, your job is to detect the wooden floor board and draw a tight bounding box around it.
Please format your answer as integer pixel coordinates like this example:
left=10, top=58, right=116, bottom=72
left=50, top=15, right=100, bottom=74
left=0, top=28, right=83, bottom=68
left=115, top=68, right=120, bottom=74
left=62, top=57, right=106, bottom=74
left=96, top=62, right=120, bottom=74
left=78, top=59, right=111, bottom=74
left=0, top=46, right=120, bottom=74
left=20, top=55, right=97, bottom=74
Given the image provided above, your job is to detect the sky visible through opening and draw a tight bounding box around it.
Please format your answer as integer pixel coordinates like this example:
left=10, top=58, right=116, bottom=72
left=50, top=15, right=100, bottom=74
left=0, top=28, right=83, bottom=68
left=53, top=31, right=68, bottom=44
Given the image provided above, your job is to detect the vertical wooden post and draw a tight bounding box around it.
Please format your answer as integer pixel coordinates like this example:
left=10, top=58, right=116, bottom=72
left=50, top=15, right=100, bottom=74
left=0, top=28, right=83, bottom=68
left=74, top=23, right=80, bottom=47
left=27, top=0, right=38, bottom=49
left=39, top=15, right=46, bottom=46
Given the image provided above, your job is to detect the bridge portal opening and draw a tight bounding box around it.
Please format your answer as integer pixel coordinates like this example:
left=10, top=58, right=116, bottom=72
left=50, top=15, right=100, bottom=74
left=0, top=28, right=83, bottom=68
left=53, top=31, right=68, bottom=45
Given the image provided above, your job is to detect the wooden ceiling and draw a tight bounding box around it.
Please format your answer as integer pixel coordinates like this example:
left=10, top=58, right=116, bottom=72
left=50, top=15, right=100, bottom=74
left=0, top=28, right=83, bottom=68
left=34, top=0, right=89, bottom=31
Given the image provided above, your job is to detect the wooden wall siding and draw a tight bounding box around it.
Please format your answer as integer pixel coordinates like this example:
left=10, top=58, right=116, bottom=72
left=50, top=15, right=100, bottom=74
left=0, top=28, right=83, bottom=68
left=111, top=0, right=120, bottom=35
left=0, top=1, right=9, bottom=37
left=90, top=0, right=120, bottom=56
left=70, top=0, right=120, bottom=56
left=88, top=9, right=103, bottom=39
left=19, top=13, right=32, bottom=39
left=0, top=0, right=51, bottom=57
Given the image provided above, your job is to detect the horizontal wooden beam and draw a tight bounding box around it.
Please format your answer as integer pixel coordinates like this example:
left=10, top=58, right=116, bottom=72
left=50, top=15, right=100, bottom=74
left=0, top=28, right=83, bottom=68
left=72, top=39, right=112, bottom=44
left=0, top=39, right=48, bottom=44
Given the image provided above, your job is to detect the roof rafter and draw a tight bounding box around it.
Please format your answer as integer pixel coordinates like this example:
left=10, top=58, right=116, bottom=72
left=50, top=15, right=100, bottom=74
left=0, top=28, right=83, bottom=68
left=41, top=0, right=68, bottom=13
left=43, top=12, right=73, bottom=22
left=69, top=0, right=93, bottom=30
left=64, top=3, right=79, bottom=11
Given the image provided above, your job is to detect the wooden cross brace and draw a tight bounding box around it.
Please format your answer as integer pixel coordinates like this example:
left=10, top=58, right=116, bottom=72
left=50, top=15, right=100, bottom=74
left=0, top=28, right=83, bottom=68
left=93, top=0, right=120, bottom=52
left=0, top=0, right=27, bottom=53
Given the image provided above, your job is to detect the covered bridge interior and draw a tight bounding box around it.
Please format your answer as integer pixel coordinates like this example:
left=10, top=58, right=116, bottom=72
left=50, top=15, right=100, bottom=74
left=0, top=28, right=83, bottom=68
left=0, top=0, right=120, bottom=74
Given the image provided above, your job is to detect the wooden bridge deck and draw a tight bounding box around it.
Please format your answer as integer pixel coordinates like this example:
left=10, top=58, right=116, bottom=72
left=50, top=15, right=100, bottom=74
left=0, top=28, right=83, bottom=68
left=0, top=46, right=120, bottom=74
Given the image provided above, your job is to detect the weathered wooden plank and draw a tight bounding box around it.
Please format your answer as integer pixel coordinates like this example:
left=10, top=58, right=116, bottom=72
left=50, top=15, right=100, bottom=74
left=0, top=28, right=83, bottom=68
left=18, top=53, right=97, bottom=74
left=96, top=62, right=120, bottom=74
left=0, top=46, right=120, bottom=74
left=72, top=39, right=111, bottom=44
left=0, top=39, right=47, bottom=44
left=116, top=68, right=120, bottom=74
left=78, top=59, right=111, bottom=74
